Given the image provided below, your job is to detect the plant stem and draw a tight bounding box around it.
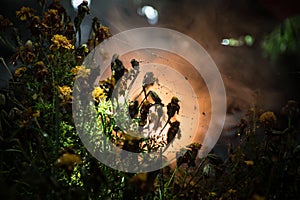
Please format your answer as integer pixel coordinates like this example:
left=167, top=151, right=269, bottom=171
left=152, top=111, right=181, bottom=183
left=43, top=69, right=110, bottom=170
left=0, top=57, right=15, bottom=84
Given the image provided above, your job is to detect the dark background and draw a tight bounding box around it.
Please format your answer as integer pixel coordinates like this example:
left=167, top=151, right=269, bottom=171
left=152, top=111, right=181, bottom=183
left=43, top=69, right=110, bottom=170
left=1, top=0, right=300, bottom=157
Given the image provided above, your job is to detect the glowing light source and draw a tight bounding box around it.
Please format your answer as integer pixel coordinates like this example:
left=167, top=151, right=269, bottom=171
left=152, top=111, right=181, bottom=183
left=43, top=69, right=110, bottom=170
left=221, top=35, right=255, bottom=47
left=71, top=0, right=91, bottom=10
left=244, top=35, right=254, bottom=46
left=138, top=5, right=158, bottom=25
left=221, top=39, right=230, bottom=46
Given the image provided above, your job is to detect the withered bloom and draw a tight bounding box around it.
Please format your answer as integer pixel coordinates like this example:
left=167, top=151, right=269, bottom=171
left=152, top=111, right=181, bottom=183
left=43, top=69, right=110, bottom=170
left=41, top=9, right=63, bottom=36
left=34, top=61, right=49, bottom=81
left=281, top=100, right=299, bottom=117
left=20, top=107, right=40, bottom=127
left=49, top=0, right=67, bottom=21
left=0, top=15, right=13, bottom=30
left=259, top=111, right=277, bottom=128
left=12, top=41, right=36, bottom=64
left=65, top=21, right=75, bottom=41
left=29, top=15, right=41, bottom=36
left=95, top=25, right=111, bottom=43
left=176, top=143, right=202, bottom=167
left=16, top=7, right=35, bottom=21
left=88, top=20, right=111, bottom=48
left=75, top=44, right=89, bottom=62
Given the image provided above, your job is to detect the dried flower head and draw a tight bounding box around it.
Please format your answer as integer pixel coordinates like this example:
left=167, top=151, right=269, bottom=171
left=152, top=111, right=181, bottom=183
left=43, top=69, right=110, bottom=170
left=19, top=107, right=40, bottom=126
left=49, top=0, right=66, bottom=18
left=65, top=21, right=75, bottom=40
left=29, top=15, right=41, bottom=36
left=95, top=25, right=111, bottom=42
left=34, top=61, right=49, bottom=79
left=42, top=9, right=63, bottom=35
left=16, top=7, right=35, bottom=21
left=13, top=43, right=36, bottom=64
left=259, top=111, right=277, bottom=127
left=281, top=100, right=299, bottom=117
left=50, top=34, right=74, bottom=51
left=0, top=15, right=13, bottom=29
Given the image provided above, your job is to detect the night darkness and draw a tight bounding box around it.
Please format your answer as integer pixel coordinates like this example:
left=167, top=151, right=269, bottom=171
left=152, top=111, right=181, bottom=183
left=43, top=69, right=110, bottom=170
left=1, top=0, right=300, bottom=199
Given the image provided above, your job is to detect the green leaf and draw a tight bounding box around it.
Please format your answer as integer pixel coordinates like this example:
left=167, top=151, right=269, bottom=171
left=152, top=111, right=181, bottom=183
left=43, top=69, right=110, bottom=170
left=4, top=149, right=23, bottom=153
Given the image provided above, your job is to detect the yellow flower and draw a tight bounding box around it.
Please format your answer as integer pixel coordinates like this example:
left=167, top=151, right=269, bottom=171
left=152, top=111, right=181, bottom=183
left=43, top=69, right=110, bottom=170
left=259, top=111, right=277, bottom=126
left=208, top=192, right=216, bottom=197
left=92, top=86, right=106, bottom=102
left=58, top=86, right=72, bottom=102
left=50, top=34, right=74, bottom=51
left=35, top=61, right=45, bottom=68
left=14, top=66, right=27, bottom=77
left=228, top=189, right=237, bottom=194
left=71, top=65, right=91, bottom=78
left=32, top=110, right=40, bottom=118
left=244, top=160, right=254, bottom=166
left=16, top=7, right=35, bottom=21
left=55, top=153, right=82, bottom=171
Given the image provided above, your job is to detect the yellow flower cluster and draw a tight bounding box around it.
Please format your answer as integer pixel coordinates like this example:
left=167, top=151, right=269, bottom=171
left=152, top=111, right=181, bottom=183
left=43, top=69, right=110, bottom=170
left=14, top=66, right=27, bottom=77
left=58, top=86, right=72, bottom=102
left=92, top=86, right=106, bottom=103
left=71, top=65, right=91, bottom=78
left=50, top=34, right=74, bottom=51
left=16, top=7, right=35, bottom=21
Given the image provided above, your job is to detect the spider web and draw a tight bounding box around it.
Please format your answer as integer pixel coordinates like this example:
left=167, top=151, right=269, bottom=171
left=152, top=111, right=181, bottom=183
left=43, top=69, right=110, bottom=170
left=110, top=48, right=201, bottom=159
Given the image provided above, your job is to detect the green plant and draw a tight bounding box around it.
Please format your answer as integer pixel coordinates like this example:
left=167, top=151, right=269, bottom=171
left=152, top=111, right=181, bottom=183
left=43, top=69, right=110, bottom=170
left=0, top=1, right=299, bottom=199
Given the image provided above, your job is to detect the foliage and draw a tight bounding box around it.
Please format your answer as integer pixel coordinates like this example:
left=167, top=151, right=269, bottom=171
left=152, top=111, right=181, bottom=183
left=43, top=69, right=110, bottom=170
left=262, top=16, right=300, bottom=61
left=163, top=103, right=300, bottom=200
left=0, top=1, right=299, bottom=200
